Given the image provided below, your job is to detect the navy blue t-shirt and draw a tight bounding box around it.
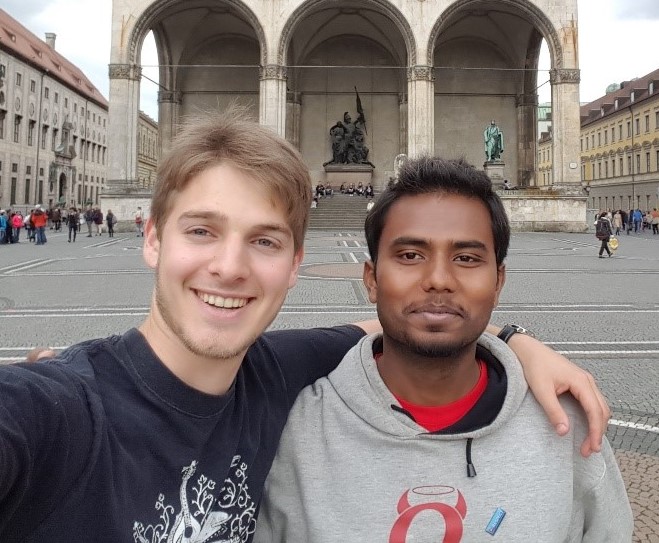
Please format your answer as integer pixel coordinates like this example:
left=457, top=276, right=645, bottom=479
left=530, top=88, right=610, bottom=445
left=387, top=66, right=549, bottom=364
left=0, top=325, right=365, bottom=542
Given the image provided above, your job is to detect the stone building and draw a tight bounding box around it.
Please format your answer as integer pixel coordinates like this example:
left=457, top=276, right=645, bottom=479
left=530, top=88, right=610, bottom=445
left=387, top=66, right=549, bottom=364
left=0, top=8, right=109, bottom=211
left=108, top=0, right=582, bottom=197
left=137, top=110, right=159, bottom=189
left=580, top=68, right=659, bottom=212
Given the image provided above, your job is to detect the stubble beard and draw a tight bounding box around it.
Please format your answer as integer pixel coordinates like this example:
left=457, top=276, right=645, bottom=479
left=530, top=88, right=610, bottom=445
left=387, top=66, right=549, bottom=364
left=154, top=274, right=256, bottom=361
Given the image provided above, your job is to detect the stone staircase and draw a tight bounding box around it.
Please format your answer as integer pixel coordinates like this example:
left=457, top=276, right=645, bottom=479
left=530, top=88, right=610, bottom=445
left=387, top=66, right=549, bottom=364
left=308, top=193, right=374, bottom=230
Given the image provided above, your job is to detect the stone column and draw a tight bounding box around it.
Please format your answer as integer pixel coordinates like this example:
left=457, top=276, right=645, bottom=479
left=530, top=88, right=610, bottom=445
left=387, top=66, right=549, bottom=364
left=407, top=66, right=434, bottom=157
left=107, top=63, right=141, bottom=183
left=286, top=91, right=301, bottom=149
left=259, top=64, right=287, bottom=136
left=158, top=90, right=182, bottom=156
left=550, top=68, right=582, bottom=193
left=399, top=93, right=408, bottom=155
left=516, top=93, right=538, bottom=187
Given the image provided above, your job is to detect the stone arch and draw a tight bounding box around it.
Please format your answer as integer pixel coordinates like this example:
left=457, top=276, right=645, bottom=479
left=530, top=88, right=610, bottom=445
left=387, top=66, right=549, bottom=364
left=427, top=0, right=564, bottom=68
left=127, top=0, right=267, bottom=67
left=277, top=0, right=416, bottom=67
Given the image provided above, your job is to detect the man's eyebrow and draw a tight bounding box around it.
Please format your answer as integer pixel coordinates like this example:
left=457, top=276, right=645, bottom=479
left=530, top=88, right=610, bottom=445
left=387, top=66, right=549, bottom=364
left=452, top=240, right=488, bottom=251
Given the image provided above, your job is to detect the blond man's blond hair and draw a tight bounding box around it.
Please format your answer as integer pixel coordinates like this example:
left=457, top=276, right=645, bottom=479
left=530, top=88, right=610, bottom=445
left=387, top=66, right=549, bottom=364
left=151, top=110, right=311, bottom=251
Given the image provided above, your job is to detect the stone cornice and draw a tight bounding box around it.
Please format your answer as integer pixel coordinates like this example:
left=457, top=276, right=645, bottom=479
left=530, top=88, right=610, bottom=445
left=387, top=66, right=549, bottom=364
left=108, top=64, right=142, bottom=81
left=260, top=64, right=287, bottom=80
left=158, top=90, right=182, bottom=104
left=550, top=68, right=580, bottom=85
left=407, top=65, right=434, bottom=82
left=516, top=93, right=539, bottom=107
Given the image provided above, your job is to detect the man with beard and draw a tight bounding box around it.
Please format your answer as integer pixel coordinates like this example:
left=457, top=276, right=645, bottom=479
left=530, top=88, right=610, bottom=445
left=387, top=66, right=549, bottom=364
left=255, top=156, right=632, bottom=542
left=0, top=115, right=610, bottom=543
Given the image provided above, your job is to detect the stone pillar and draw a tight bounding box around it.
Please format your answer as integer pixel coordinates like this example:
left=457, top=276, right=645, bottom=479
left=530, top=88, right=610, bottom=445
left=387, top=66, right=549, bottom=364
left=516, top=93, right=538, bottom=187
left=158, top=90, right=182, bottom=156
left=407, top=66, right=434, bottom=157
left=259, top=64, right=287, bottom=136
left=550, top=68, right=582, bottom=193
left=286, top=91, right=301, bottom=149
left=108, top=63, right=141, bottom=183
left=399, top=93, right=408, bottom=155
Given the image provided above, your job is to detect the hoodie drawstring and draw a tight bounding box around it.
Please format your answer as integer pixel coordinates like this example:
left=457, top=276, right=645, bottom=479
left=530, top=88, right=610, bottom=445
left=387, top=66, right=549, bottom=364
left=466, top=438, right=477, bottom=477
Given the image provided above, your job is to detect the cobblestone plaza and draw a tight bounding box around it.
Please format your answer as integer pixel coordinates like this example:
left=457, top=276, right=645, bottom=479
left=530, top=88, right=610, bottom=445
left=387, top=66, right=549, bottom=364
left=0, top=228, right=657, bottom=540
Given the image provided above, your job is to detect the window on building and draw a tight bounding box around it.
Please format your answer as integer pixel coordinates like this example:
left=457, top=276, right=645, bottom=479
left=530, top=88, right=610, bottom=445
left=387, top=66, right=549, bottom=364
left=65, top=97, right=68, bottom=108
left=604, top=131, right=608, bottom=145
left=598, top=132, right=601, bottom=146
left=93, top=113, right=96, bottom=122
left=52, top=128, right=58, bottom=150
left=645, top=115, right=650, bottom=132
left=26, top=165, right=31, bottom=174
left=15, top=73, right=22, bottom=86
left=620, top=157, right=624, bottom=175
left=54, top=92, right=59, bottom=104
left=0, top=111, right=5, bottom=139
left=604, top=161, right=608, bottom=178
left=635, top=118, right=640, bottom=135
left=612, top=160, right=616, bottom=177
left=44, top=87, right=49, bottom=99
left=646, top=152, right=651, bottom=172
left=598, top=162, right=602, bottom=178
left=10, top=178, right=17, bottom=205
left=591, top=135, right=594, bottom=148
left=41, top=125, right=48, bottom=149
left=657, top=150, right=659, bottom=171
left=74, top=103, right=77, bottom=113
left=12, top=163, right=18, bottom=173
left=619, top=124, right=623, bottom=140
left=636, top=154, right=641, bottom=173
left=627, top=121, right=631, bottom=137
left=13, top=115, right=21, bottom=143
left=27, top=120, right=35, bottom=146
left=39, top=167, right=43, bottom=176
left=611, top=128, right=615, bottom=143
left=37, top=179, right=43, bottom=203
left=592, top=164, right=596, bottom=179
left=585, top=137, right=589, bottom=150
left=30, top=79, right=36, bottom=92
left=627, top=156, right=632, bottom=173
left=24, top=179, right=30, bottom=204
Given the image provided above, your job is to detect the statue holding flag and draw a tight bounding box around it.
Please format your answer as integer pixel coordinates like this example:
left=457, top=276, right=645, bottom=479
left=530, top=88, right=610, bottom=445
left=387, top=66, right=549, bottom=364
left=323, top=88, right=375, bottom=168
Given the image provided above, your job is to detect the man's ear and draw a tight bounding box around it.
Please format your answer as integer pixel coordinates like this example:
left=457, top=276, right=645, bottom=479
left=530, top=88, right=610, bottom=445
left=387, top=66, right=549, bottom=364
left=493, top=264, right=506, bottom=308
left=142, top=218, right=160, bottom=270
left=288, top=248, right=304, bottom=289
left=363, top=260, right=378, bottom=304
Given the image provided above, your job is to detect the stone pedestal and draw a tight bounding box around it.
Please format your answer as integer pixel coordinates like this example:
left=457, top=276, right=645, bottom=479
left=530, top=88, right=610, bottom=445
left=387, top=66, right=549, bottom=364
left=484, top=160, right=505, bottom=188
left=324, top=164, right=374, bottom=187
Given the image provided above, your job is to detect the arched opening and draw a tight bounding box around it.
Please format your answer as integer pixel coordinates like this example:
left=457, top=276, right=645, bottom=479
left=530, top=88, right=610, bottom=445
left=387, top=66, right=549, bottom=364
left=281, top=1, right=414, bottom=188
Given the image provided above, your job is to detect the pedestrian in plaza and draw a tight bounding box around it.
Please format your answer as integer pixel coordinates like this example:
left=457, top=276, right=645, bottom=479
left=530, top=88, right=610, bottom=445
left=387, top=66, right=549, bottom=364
left=595, top=211, right=613, bottom=258
left=10, top=211, right=23, bottom=243
left=256, top=156, right=633, bottom=542
left=0, top=113, right=610, bottom=543
left=92, top=206, right=104, bottom=236
left=51, top=207, right=62, bottom=232
left=83, top=205, right=94, bottom=237
left=0, top=210, right=7, bottom=244
left=632, top=208, right=642, bottom=233
left=31, top=205, right=48, bottom=245
left=106, top=209, right=117, bottom=238
left=67, top=207, right=79, bottom=243
left=23, top=211, right=34, bottom=242
left=651, top=208, right=659, bottom=235
left=135, top=206, right=144, bottom=236
left=612, top=210, right=622, bottom=235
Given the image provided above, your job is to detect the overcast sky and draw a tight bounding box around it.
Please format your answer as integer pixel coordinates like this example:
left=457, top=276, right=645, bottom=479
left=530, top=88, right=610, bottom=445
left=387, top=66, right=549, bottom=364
left=3, top=0, right=659, bottom=119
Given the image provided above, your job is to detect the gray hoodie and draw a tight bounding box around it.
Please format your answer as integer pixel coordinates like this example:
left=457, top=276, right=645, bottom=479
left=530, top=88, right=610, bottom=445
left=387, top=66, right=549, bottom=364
left=255, top=333, right=632, bottom=542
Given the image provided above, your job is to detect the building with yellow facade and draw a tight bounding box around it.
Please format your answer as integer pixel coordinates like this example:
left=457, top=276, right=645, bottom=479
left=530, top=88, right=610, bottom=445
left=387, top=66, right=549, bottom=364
left=580, top=68, right=659, bottom=212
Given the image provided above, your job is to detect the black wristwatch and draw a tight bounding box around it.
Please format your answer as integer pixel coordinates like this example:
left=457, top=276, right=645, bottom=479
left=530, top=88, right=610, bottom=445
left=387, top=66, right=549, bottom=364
left=497, top=324, right=536, bottom=343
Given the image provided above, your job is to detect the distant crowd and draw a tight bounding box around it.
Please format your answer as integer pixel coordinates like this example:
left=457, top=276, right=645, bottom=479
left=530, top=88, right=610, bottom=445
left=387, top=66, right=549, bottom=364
left=0, top=204, right=146, bottom=245
left=599, top=207, right=659, bottom=235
